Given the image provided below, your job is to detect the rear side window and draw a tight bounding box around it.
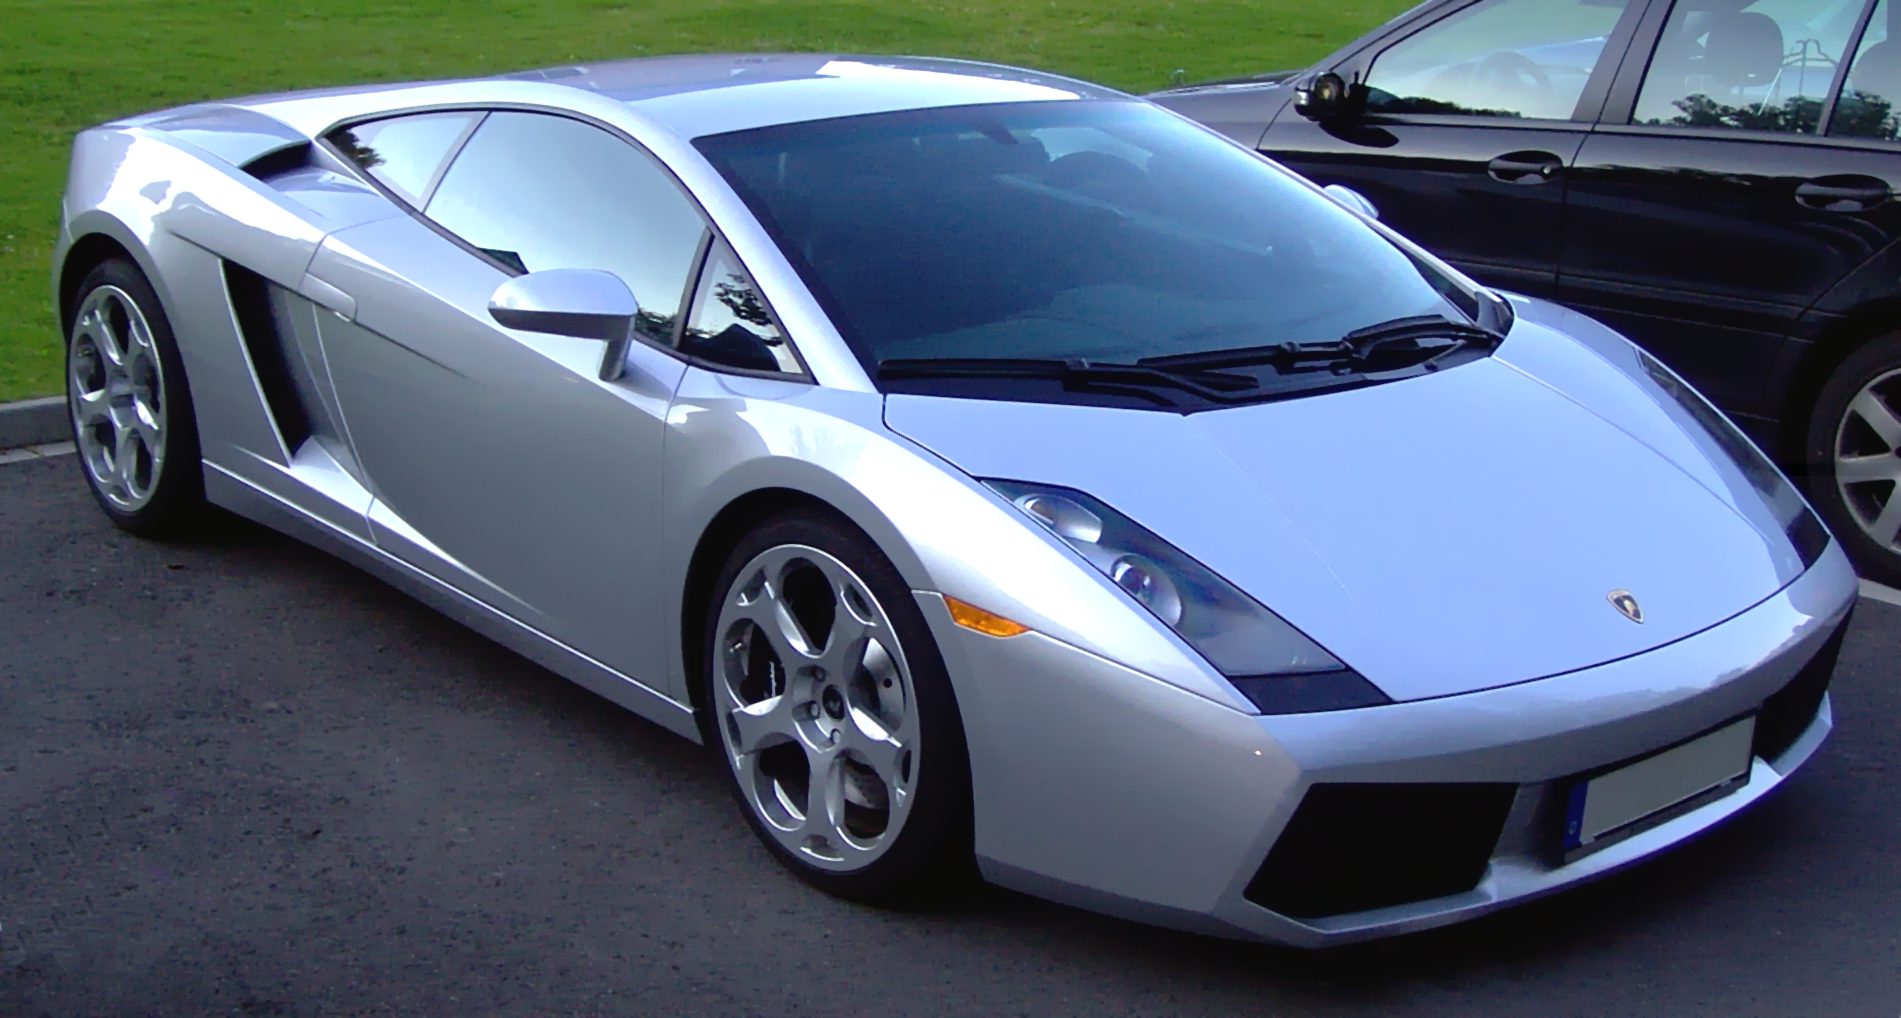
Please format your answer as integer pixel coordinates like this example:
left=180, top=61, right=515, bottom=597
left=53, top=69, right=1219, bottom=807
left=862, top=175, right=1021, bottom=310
left=326, top=112, right=479, bottom=206
left=1363, top=0, right=1634, bottom=119
left=1633, top=0, right=1868, bottom=132
left=424, top=111, right=708, bottom=342
left=1833, top=0, right=1898, bottom=139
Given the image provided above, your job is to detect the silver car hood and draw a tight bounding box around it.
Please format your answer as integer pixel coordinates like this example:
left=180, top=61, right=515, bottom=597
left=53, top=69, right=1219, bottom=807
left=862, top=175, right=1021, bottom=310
left=884, top=304, right=1813, bottom=702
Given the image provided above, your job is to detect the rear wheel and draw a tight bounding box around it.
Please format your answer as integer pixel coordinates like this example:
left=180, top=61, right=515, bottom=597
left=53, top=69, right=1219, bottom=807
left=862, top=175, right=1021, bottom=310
left=1804, top=330, right=1901, bottom=586
left=65, top=258, right=204, bottom=538
left=700, top=510, right=973, bottom=903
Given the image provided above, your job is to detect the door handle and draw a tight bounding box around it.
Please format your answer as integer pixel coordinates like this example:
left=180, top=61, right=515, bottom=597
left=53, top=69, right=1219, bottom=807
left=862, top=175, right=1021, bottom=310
left=1487, top=151, right=1563, bottom=185
left=298, top=272, right=356, bottom=322
left=1795, top=175, right=1891, bottom=212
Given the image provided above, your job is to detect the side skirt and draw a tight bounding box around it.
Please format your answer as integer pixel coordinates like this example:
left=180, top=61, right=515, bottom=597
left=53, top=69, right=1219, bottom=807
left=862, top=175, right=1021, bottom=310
left=204, top=462, right=702, bottom=743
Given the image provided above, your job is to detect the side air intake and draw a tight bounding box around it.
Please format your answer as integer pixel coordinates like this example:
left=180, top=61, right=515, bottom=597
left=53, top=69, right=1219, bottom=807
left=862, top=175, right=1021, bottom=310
left=238, top=142, right=315, bottom=183
left=222, top=261, right=312, bottom=451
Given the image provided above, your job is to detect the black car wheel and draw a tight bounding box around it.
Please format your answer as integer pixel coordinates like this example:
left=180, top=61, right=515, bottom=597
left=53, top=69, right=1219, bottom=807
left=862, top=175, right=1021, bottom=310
left=1805, top=331, right=1901, bottom=586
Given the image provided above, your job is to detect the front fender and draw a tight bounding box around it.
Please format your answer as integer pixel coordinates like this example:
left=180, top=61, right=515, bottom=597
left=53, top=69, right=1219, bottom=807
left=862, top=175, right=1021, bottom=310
left=659, top=367, right=1249, bottom=712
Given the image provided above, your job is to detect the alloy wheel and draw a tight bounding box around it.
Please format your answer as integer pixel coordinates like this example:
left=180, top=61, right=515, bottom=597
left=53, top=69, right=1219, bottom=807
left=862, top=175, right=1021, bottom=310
left=1832, top=367, right=1901, bottom=555
left=68, top=285, right=167, bottom=511
left=712, top=543, right=919, bottom=872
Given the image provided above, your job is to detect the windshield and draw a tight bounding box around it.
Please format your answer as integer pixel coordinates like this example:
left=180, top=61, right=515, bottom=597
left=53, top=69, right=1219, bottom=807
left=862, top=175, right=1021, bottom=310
left=695, top=99, right=1478, bottom=383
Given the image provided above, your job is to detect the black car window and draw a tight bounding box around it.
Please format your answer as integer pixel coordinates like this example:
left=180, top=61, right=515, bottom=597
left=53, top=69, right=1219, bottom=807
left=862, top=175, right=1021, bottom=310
left=326, top=112, right=480, bottom=207
left=1833, top=0, right=1899, bottom=139
left=1633, top=0, right=1867, bottom=132
left=1363, top=0, right=1634, bottom=119
left=425, top=112, right=707, bottom=342
left=678, top=240, right=800, bottom=374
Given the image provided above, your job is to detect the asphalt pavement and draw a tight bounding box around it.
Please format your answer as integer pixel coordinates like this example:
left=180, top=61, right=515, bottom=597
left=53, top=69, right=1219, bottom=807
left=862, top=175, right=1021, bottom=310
left=2, top=452, right=1897, bottom=1017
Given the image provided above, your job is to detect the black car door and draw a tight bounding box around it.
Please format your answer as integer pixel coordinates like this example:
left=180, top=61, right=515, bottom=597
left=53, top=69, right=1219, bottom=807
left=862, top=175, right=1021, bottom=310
left=1259, top=0, right=1650, bottom=297
left=1561, top=0, right=1901, bottom=426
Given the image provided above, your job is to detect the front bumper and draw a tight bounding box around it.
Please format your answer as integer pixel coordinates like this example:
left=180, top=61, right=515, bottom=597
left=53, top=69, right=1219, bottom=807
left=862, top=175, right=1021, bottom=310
left=923, top=542, right=1859, bottom=947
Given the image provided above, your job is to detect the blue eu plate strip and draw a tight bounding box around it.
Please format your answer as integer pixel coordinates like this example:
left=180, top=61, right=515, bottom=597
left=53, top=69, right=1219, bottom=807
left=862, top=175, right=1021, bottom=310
left=1563, top=780, right=1589, bottom=850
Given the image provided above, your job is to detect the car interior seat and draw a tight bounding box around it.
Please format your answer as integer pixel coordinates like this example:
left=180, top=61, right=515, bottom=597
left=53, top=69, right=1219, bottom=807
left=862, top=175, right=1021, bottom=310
left=1850, top=39, right=1898, bottom=96
left=1701, top=10, right=1787, bottom=94
left=1847, top=0, right=1898, bottom=104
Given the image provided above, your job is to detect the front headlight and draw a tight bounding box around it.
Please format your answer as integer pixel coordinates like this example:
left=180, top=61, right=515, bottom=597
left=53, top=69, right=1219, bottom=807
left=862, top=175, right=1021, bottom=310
left=985, top=480, right=1390, bottom=714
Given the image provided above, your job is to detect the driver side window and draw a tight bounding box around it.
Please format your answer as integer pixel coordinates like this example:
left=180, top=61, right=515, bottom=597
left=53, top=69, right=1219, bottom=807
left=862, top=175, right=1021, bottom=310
left=425, top=111, right=707, bottom=342
left=1632, top=0, right=1866, bottom=132
left=1364, top=0, right=1633, bottom=119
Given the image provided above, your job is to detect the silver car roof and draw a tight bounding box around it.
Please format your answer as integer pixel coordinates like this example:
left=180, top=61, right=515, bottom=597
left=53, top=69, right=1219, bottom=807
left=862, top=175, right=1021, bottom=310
left=499, top=53, right=1121, bottom=136
left=167, top=54, right=1122, bottom=142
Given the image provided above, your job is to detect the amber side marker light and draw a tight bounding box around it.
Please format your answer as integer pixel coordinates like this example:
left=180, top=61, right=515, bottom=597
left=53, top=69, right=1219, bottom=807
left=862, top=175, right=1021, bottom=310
left=945, top=596, right=1031, bottom=638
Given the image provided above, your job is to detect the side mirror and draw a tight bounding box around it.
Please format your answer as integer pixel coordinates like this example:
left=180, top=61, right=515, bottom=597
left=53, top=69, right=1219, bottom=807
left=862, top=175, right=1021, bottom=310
left=1293, top=72, right=1365, bottom=121
left=489, top=268, right=640, bottom=381
left=1323, top=184, right=1380, bottom=220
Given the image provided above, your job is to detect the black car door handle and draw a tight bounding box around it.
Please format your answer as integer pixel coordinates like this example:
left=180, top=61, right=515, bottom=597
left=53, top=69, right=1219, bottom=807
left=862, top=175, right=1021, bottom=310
left=1795, top=175, right=1891, bottom=212
left=1487, top=151, right=1563, bottom=185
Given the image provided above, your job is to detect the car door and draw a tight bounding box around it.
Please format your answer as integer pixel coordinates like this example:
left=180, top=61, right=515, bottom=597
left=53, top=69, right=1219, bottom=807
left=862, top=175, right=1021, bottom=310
left=1259, top=0, right=1649, bottom=296
left=306, top=109, right=714, bottom=690
left=1560, top=0, right=1901, bottom=425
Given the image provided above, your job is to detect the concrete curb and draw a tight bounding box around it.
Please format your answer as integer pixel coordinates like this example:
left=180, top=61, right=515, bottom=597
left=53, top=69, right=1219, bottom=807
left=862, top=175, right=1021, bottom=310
left=1863, top=579, right=1901, bottom=608
left=0, top=396, right=66, bottom=451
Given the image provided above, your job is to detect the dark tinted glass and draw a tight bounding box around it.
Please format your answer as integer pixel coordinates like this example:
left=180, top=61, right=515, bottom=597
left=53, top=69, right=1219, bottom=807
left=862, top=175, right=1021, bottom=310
left=1364, top=0, right=1631, bottom=119
left=694, top=101, right=1474, bottom=369
left=679, top=240, right=800, bottom=373
left=1833, top=0, right=1899, bottom=139
left=427, top=112, right=707, bottom=341
left=327, top=112, right=479, bottom=206
left=1634, top=0, right=1866, bottom=132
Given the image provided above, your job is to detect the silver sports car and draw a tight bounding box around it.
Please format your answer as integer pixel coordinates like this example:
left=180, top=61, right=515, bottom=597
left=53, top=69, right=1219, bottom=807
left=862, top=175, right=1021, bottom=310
left=53, top=53, right=1858, bottom=946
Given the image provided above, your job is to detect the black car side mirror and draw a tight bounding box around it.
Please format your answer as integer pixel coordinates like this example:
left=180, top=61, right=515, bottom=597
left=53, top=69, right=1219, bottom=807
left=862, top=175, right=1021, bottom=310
left=1293, top=72, right=1366, bottom=121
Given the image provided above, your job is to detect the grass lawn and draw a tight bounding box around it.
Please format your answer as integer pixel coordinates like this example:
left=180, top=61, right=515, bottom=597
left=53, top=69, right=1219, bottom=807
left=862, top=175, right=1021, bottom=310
left=0, top=0, right=1411, bottom=402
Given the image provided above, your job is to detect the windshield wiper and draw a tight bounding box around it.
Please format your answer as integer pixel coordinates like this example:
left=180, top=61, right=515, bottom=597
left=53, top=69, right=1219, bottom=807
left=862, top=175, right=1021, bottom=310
left=878, top=316, right=1497, bottom=405
left=876, top=356, right=1261, bottom=406
left=1138, top=315, right=1498, bottom=374
left=1341, top=314, right=1498, bottom=354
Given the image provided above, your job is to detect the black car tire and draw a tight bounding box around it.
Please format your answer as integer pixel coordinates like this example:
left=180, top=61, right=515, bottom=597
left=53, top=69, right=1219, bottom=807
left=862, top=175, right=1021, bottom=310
left=65, top=258, right=207, bottom=539
left=699, top=509, right=976, bottom=904
left=1804, top=330, right=1901, bottom=587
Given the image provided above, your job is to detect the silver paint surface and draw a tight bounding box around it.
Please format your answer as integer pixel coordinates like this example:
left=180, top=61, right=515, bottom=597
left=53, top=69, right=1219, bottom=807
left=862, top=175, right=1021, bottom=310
left=51, top=54, right=1861, bottom=946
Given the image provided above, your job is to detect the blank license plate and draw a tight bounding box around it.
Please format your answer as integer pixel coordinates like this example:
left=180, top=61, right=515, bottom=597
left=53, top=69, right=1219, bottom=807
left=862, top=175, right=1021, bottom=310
left=1564, top=716, right=1755, bottom=851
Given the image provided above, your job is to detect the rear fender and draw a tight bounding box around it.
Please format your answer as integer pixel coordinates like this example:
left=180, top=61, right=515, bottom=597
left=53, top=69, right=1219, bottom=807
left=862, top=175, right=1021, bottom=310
left=60, top=125, right=349, bottom=476
left=1780, top=239, right=1901, bottom=458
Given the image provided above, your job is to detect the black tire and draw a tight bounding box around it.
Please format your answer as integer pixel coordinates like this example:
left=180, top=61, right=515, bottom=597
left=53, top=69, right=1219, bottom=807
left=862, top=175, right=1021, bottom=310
left=65, top=257, right=205, bottom=539
left=1803, top=330, right=1901, bottom=586
left=699, top=509, right=975, bottom=904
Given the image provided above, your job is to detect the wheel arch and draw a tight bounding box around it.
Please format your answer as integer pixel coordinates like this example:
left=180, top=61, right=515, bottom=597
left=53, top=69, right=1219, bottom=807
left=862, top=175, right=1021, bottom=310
left=1781, top=297, right=1901, bottom=462
left=56, top=217, right=209, bottom=467
left=57, top=213, right=170, bottom=337
left=58, top=234, right=134, bottom=336
left=677, top=486, right=880, bottom=721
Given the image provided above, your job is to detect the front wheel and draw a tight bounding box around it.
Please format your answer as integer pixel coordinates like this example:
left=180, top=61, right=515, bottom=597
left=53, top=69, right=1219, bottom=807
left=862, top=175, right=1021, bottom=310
left=1804, top=330, right=1901, bottom=586
left=700, top=510, right=973, bottom=903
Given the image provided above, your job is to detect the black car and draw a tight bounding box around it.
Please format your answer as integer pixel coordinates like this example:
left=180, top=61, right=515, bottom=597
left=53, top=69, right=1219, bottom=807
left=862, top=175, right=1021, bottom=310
left=1153, top=0, right=1901, bottom=583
